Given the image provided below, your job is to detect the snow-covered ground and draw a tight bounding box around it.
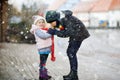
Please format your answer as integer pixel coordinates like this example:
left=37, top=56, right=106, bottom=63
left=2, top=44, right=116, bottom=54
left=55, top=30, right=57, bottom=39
left=52, top=29, right=120, bottom=80
left=0, top=29, right=120, bottom=80
left=55, top=29, right=120, bottom=54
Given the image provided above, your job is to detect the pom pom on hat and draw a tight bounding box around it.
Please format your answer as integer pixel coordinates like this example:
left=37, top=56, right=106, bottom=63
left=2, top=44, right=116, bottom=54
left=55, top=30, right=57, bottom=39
left=32, top=15, right=45, bottom=24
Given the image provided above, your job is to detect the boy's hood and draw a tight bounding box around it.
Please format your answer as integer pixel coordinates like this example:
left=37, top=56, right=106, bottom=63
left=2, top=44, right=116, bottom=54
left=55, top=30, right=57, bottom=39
left=62, top=10, right=73, bottom=17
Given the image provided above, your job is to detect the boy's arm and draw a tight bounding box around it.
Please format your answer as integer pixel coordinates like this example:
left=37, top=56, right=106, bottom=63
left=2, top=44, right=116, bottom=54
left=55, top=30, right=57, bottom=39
left=55, top=27, right=75, bottom=37
left=55, top=19, right=85, bottom=37
left=48, top=27, right=77, bottom=37
left=35, top=29, right=51, bottom=39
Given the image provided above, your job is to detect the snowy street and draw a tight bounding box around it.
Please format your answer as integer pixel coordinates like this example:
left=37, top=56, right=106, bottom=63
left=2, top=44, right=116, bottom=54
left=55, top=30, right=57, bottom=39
left=0, top=29, right=120, bottom=80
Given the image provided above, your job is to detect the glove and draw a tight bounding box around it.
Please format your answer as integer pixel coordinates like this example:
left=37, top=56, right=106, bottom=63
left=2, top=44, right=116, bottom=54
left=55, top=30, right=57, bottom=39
left=47, top=28, right=57, bottom=35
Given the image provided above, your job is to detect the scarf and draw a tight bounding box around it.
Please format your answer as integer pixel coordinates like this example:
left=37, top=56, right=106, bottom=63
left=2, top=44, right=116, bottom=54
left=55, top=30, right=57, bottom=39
left=41, top=28, right=55, bottom=62
left=41, top=26, right=64, bottom=62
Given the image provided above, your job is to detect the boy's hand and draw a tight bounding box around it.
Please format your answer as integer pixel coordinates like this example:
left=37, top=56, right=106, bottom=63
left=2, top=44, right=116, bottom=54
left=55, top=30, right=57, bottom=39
left=47, top=28, right=57, bottom=35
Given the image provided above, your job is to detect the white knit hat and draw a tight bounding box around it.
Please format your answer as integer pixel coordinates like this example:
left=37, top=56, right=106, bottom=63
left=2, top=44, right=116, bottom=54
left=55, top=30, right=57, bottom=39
left=32, top=15, right=45, bottom=24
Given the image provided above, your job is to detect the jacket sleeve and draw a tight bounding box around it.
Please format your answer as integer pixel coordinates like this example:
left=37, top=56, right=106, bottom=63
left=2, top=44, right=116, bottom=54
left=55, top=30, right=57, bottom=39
left=56, top=26, right=76, bottom=37
left=35, top=29, right=51, bottom=39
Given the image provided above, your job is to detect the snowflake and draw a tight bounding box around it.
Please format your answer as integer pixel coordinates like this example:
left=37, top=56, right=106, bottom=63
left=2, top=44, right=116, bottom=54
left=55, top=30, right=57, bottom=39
left=25, top=36, right=28, bottom=39
left=26, top=31, right=29, bottom=33
left=2, top=21, right=5, bottom=24
left=20, top=31, right=24, bottom=34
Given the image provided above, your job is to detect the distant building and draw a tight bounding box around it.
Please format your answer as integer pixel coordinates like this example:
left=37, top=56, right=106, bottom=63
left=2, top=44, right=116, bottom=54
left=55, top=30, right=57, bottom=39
left=90, top=0, right=120, bottom=27
left=109, top=0, right=120, bottom=27
left=73, top=1, right=97, bottom=27
left=47, top=0, right=120, bottom=27
left=73, top=0, right=120, bottom=27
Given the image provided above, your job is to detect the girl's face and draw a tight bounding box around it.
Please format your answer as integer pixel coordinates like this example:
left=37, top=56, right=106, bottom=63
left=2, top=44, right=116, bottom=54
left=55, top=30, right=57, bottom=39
left=36, top=19, right=45, bottom=28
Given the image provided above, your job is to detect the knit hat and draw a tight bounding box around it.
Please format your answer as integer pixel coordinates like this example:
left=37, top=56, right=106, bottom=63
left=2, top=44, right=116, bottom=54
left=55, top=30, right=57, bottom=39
left=32, top=15, right=45, bottom=24
left=45, top=10, right=60, bottom=23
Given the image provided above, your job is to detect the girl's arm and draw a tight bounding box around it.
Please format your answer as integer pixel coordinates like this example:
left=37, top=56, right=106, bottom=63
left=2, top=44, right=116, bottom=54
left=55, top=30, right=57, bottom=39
left=35, top=29, right=51, bottom=39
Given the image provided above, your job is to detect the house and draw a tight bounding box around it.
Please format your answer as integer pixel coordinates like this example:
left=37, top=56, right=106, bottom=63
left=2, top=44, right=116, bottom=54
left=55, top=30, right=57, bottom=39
left=90, top=0, right=120, bottom=27
left=47, top=0, right=120, bottom=27
left=73, top=0, right=120, bottom=27
left=109, top=0, right=120, bottom=27
left=90, top=0, right=112, bottom=27
left=73, top=0, right=97, bottom=27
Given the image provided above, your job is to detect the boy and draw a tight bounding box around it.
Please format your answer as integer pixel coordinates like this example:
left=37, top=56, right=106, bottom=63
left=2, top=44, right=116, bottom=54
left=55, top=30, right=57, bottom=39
left=45, top=10, right=90, bottom=80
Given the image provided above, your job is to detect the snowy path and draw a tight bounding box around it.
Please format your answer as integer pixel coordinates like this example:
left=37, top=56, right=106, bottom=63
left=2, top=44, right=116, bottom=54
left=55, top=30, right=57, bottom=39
left=0, top=29, right=120, bottom=80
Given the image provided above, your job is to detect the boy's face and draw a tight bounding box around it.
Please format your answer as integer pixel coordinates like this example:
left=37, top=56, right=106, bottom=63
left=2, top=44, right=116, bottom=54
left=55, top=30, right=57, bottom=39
left=36, top=19, right=45, bottom=28
left=50, top=21, right=57, bottom=28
